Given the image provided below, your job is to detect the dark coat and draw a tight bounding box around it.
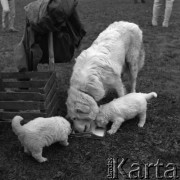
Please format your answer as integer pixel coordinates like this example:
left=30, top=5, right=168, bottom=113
left=15, top=0, right=86, bottom=71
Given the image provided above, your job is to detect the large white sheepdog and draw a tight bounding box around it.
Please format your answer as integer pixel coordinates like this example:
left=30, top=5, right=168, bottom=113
left=12, top=116, right=71, bottom=163
left=66, top=21, right=145, bottom=132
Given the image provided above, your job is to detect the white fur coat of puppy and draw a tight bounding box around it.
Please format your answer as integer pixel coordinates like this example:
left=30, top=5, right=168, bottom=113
left=12, top=116, right=71, bottom=163
left=96, top=92, right=157, bottom=135
left=66, top=21, right=145, bottom=132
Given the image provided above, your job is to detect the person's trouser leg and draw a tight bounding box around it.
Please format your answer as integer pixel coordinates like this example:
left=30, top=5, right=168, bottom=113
left=0, top=0, right=10, bottom=29
left=163, top=0, right=174, bottom=27
left=152, top=0, right=163, bottom=26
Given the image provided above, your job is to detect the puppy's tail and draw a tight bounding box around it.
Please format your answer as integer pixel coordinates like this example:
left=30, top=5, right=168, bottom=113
left=144, top=92, right=157, bottom=101
left=11, top=115, right=25, bottom=135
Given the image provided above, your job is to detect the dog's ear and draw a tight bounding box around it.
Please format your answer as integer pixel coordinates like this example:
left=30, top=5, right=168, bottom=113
left=75, top=102, right=90, bottom=114
left=86, top=75, right=105, bottom=101
left=100, top=65, right=117, bottom=84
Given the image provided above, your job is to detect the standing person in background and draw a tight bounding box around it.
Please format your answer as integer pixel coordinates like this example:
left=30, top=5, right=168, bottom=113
left=134, top=0, right=146, bottom=3
left=152, top=0, right=175, bottom=27
left=0, top=0, right=18, bottom=32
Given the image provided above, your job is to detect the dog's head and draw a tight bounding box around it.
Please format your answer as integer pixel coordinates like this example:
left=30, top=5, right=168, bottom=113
left=73, top=119, right=92, bottom=133
left=66, top=87, right=99, bottom=132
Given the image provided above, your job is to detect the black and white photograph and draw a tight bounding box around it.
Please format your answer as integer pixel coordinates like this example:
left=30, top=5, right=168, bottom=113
left=0, top=0, right=180, bottom=179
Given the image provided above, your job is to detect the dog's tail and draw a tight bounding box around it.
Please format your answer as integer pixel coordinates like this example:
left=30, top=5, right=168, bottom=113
left=144, top=92, right=157, bottom=101
left=11, top=115, right=25, bottom=135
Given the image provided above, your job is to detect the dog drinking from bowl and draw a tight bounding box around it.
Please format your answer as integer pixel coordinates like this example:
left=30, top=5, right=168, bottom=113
left=96, top=92, right=157, bottom=135
left=66, top=21, right=145, bottom=133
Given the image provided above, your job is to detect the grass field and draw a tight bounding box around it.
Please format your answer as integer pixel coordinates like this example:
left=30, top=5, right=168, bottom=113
left=0, top=0, right=180, bottom=179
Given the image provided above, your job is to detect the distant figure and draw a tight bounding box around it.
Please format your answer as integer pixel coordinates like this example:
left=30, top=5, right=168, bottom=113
left=134, top=0, right=146, bottom=3
left=152, top=0, right=175, bottom=27
left=0, top=0, right=18, bottom=32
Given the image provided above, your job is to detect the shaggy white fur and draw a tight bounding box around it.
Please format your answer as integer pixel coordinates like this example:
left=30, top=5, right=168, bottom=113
left=12, top=116, right=71, bottom=163
left=96, top=92, right=157, bottom=135
left=66, top=21, right=145, bottom=132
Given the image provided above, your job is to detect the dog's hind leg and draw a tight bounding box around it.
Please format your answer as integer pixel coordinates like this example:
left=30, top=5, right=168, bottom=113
left=32, top=148, right=47, bottom=163
left=128, top=62, right=139, bottom=93
left=127, top=43, right=144, bottom=93
left=138, top=111, right=146, bottom=128
left=129, top=48, right=145, bottom=92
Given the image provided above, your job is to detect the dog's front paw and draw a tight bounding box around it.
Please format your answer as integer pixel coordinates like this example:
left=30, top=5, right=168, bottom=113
left=61, top=140, right=69, bottom=146
left=24, top=148, right=30, bottom=155
left=107, top=130, right=116, bottom=135
left=138, top=123, right=144, bottom=128
left=39, top=157, right=48, bottom=163
left=64, top=141, right=69, bottom=146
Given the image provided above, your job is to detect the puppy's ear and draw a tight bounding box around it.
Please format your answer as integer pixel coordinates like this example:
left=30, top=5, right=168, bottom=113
left=75, top=102, right=90, bottom=114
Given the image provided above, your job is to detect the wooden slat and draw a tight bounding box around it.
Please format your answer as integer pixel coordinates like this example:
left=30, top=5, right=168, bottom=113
left=1, top=72, right=52, bottom=79
left=48, top=100, right=59, bottom=117
left=0, top=111, right=47, bottom=121
left=44, top=82, right=57, bottom=107
left=43, top=72, right=56, bottom=95
left=0, top=73, right=4, bottom=91
left=0, top=92, right=45, bottom=101
left=2, top=80, right=46, bottom=89
left=14, top=88, right=44, bottom=94
left=46, top=93, right=58, bottom=114
left=0, top=101, right=45, bottom=110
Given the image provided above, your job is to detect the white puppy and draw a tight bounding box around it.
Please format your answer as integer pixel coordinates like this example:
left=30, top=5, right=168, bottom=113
left=66, top=21, right=145, bottom=132
left=96, top=92, right=157, bottom=135
left=12, top=116, right=71, bottom=163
